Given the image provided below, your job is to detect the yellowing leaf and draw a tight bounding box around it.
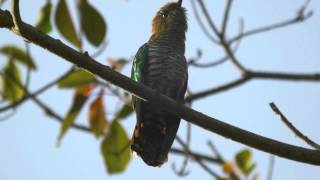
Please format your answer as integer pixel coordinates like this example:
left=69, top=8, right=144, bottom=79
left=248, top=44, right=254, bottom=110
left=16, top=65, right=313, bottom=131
left=36, top=1, right=52, bottom=33
left=235, top=149, right=256, bottom=176
left=57, top=85, right=92, bottom=145
left=108, top=58, right=128, bottom=72
left=101, top=120, right=131, bottom=174
left=79, top=0, right=107, bottom=46
left=113, top=103, right=133, bottom=121
left=88, top=89, right=108, bottom=138
left=55, top=0, right=81, bottom=48
left=57, top=69, right=97, bottom=88
left=0, top=45, right=36, bottom=69
left=222, top=161, right=234, bottom=175
left=2, top=60, right=24, bottom=102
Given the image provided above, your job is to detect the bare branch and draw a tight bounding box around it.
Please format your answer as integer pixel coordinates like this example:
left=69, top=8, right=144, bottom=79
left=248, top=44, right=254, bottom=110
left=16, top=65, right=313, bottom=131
left=221, top=0, right=233, bottom=36
left=172, top=124, right=191, bottom=176
left=269, top=102, right=320, bottom=150
left=250, top=71, right=320, bottom=81
left=229, top=1, right=313, bottom=43
left=186, top=76, right=250, bottom=102
left=186, top=70, right=320, bottom=103
left=190, top=0, right=219, bottom=44
left=196, top=0, right=221, bottom=37
left=175, top=136, right=222, bottom=178
left=170, top=148, right=221, bottom=164
left=266, top=155, right=275, bottom=180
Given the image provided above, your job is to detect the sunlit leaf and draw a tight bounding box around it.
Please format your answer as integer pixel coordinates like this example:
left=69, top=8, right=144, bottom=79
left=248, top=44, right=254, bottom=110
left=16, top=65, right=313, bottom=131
left=0, top=45, right=36, bottom=69
left=88, top=89, right=108, bottom=138
left=2, top=60, right=24, bottom=102
left=36, top=1, right=52, bottom=33
left=55, top=0, right=81, bottom=48
left=79, top=0, right=107, bottom=46
left=113, top=103, right=133, bottom=121
left=235, top=149, right=256, bottom=176
left=108, top=58, right=128, bottom=72
left=57, top=85, right=92, bottom=145
left=57, top=69, right=97, bottom=88
left=101, top=120, right=131, bottom=174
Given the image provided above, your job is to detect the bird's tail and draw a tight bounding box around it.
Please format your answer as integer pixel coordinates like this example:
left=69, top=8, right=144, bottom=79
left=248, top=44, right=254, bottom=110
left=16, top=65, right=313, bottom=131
left=131, top=103, right=181, bottom=166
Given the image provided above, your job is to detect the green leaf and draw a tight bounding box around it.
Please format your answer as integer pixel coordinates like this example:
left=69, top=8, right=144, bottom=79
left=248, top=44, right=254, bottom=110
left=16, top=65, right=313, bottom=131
left=235, top=149, right=256, bottom=176
left=88, top=89, right=108, bottom=138
left=0, top=45, right=36, bottom=69
left=57, top=69, right=97, bottom=88
left=101, top=120, right=131, bottom=174
left=55, top=0, right=81, bottom=48
left=36, top=1, right=53, bottom=33
left=57, top=85, right=92, bottom=145
left=113, top=103, right=133, bottom=121
left=2, top=60, right=24, bottom=102
left=79, top=0, right=107, bottom=46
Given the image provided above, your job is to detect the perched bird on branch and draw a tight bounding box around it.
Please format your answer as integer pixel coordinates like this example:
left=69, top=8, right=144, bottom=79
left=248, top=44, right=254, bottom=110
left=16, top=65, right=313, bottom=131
left=130, top=0, right=188, bottom=167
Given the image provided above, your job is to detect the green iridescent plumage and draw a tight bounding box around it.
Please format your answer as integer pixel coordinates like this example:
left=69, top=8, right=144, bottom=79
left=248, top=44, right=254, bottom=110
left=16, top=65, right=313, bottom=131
left=131, top=43, right=148, bottom=83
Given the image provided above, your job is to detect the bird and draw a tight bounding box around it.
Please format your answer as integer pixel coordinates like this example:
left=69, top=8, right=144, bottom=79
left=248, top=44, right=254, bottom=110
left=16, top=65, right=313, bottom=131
left=130, top=0, right=188, bottom=167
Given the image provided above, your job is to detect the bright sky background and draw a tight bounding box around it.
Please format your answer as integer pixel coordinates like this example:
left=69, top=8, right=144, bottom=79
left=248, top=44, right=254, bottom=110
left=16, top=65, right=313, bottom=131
left=0, top=0, right=320, bottom=179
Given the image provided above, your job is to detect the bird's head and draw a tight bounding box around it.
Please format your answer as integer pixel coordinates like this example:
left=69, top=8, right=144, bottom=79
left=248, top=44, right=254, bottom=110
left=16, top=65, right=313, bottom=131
left=152, top=0, right=187, bottom=36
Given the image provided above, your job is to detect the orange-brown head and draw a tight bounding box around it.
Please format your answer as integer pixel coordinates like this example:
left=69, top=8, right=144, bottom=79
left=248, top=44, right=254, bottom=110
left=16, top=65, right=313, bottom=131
left=151, top=0, right=187, bottom=38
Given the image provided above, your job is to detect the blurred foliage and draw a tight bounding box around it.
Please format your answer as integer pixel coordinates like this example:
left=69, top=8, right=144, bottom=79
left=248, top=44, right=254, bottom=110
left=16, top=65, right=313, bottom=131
left=57, top=69, right=97, bottom=88
left=88, top=89, right=108, bottom=138
left=78, top=0, right=107, bottom=46
left=57, top=85, right=92, bottom=145
left=36, top=1, right=52, bottom=34
left=235, top=149, right=256, bottom=176
left=0, top=45, right=36, bottom=69
left=55, top=0, right=81, bottom=48
left=101, top=120, right=131, bottom=174
left=2, top=60, right=24, bottom=102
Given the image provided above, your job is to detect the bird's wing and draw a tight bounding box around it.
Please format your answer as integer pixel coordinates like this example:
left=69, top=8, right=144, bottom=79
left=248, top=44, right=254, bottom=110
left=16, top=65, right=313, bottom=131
left=131, top=43, right=149, bottom=108
left=131, top=43, right=149, bottom=82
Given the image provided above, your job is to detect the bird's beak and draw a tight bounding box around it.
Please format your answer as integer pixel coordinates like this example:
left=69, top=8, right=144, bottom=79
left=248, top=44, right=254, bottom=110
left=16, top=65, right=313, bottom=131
left=177, top=0, right=182, bottom=7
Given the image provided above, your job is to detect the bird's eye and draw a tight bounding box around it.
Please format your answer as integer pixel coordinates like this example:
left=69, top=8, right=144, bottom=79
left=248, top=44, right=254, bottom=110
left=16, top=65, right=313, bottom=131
left=160, top=10, right=168, bottom=18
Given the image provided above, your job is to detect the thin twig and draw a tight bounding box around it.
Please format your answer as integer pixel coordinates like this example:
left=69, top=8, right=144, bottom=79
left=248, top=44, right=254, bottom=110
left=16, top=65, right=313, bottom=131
left=24, top=42, right=32, bottom=89
left=91, top=41, right=108, bottom=58
left=221, top=0, right=233, bottom=36
left=185, top=76, right=251, bottom=102
left=170, top=148, right=221, bottom=164
left=208, top=141, right=224, bottom=163
left=175, top=136, right=222, bottom=179
left=188, top=37, right=241, bottom=68
left=269, top=102, right=320, bottom=150
left=190, top=0, right=219, bottom=44
left=172, top=123, right=192, bottom=176
left=229, top=1, right=313, bottom=43
left=266, top=155, right=275, bottom=180
left=197, top=0, right=221, bottom=37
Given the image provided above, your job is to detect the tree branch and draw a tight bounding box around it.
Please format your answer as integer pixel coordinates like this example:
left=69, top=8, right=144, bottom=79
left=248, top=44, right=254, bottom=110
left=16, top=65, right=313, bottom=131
left=190, top=0, right=219, bottom=44
left=221, top=0, right=233, bottom=36
left=229, top=1, right=313, bottom=43
left=1, top=9, right=320, bottom=166
left=269, top=102, right=320, bottom=150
